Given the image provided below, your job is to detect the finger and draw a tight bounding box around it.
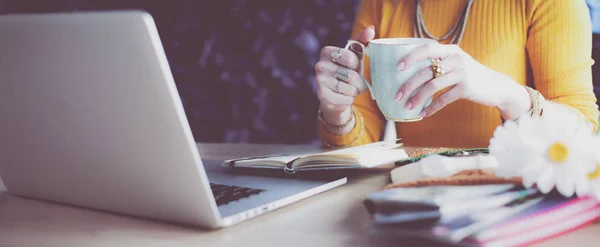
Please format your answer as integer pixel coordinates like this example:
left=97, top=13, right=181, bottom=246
left=317, top=75, right=359, bottom=97
left=347, top=26, right=375, bottom=64
left=395, top=55, right=459, bottom=101
left=348, top=71, right=370, bottom=94
left=406, top=71, right=461, bottom=112
left=420, top=86, right=463, bottom=117
left=398, top=43, right=461, bottom=71
left=315, top=61, right=369, bottom=93
left=354, top=25, right=375, bottom=44
left=317, top=84, right=355, bottom=106
left=320, top=46, right=360, bottom=71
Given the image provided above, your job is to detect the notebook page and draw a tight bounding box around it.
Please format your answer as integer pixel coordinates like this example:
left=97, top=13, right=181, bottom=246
left=355, top=148, right=409, bottom=168
left=224, top=154, right=302, bottom=168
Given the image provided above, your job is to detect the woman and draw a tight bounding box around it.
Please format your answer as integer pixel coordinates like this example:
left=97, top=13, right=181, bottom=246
left=315, top=0, right=600, bottom=148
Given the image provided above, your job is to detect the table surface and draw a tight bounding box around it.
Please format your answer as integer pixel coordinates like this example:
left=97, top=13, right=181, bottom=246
left=0, top=143, right=598, bottom=247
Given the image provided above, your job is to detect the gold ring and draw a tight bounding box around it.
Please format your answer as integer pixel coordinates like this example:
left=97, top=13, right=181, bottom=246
left=432, top=58, right=443, bottom=78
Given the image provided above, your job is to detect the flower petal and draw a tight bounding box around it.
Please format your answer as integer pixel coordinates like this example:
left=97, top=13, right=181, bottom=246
left=523, top=173, right=537, bottom=188
left=572, top=165, right=592, bottom=197
left=575, top=178, right=590, bottom=197
left=521, top=158, right=545, bottom=188
left=592, top=181, right=600, bottom=200
left=537, top=167, right=555, bottom=194
left=555, top=166, right=575, bottom=197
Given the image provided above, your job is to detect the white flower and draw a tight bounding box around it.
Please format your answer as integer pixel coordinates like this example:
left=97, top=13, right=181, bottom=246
left=489, top=120, right=530, bottom=178
left=588, top=167, right=600, bottom=199
left=489, top=110, right=597, bottom=198
left=586, top=138, right=600, bottom=199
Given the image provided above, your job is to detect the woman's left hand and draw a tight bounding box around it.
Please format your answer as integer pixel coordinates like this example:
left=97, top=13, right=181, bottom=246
left=395, top=43, right=532, bottom=120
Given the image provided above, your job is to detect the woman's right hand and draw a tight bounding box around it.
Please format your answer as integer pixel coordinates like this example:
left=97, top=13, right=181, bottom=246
left=314, top=26, right=375, bottom=132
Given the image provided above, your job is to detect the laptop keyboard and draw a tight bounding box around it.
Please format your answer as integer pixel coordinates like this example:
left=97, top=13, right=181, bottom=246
left=209, top=183, right=265, bottom=206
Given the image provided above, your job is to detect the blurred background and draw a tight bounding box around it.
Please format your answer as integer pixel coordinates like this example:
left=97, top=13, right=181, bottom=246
left=1, top=0, right=599, bottom=144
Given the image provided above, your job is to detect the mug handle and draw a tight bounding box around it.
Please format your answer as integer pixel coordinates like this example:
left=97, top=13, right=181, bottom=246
left=344, top=40, right=375, bottom=100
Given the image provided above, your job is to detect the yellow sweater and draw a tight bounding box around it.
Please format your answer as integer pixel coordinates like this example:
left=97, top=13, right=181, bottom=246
left=318, top=0, right=600, bottom=148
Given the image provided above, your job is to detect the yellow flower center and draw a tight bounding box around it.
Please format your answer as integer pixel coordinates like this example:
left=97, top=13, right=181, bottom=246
left=547, top=142, right=569, bottom=163
left=588, top=165, right=600, bottom=180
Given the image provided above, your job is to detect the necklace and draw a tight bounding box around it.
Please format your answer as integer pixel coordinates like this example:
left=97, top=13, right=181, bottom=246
left=413, top=0, right=475, bottom=45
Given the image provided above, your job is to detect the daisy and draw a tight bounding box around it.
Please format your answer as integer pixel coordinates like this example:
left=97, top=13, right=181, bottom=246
left=489, top=120, right=530, bottom=178
left=585, top=137, right=600, bottom=200
left=489, top=106, right=597, bottom=198
left=587, top=166, right=600, bottom=200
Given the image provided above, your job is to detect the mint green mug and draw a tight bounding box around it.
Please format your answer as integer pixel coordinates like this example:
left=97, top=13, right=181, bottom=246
left=345, top=38, right=437, bottom=122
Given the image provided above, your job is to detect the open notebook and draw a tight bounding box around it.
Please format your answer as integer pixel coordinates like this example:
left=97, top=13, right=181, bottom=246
left=223, top=140, right=408, bottom=174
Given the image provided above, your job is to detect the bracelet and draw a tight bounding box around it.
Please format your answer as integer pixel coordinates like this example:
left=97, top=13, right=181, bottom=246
left=321, top=108, right=365, bottom=149
left=318, top=106, right=355, bottom=130
left=502, top=86, right=545, bottom=123
left=523, top=86, right=544, bottom=118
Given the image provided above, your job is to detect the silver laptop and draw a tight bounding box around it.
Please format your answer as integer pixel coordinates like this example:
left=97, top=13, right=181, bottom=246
left=0, top=10, right=346, bottom=228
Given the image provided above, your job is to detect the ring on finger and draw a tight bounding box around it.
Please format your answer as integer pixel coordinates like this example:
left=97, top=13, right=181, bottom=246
left=335, top=66, right=351, bottom=82
left=431, top=58, right=444, bottom=78
left=331, top=48, right=343, bottom=63
left=336, top=80, right=341, bottom=93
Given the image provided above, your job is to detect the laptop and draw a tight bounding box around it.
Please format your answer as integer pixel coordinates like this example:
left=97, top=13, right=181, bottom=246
left=0, top=10, right=347, bottom=228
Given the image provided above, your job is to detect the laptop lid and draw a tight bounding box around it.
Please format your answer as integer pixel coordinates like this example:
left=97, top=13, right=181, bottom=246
left=0, top=11, right=222, bottom=228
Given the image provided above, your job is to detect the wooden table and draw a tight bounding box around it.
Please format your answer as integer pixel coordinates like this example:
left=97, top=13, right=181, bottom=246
left=0, top=143, right=598, bottom=247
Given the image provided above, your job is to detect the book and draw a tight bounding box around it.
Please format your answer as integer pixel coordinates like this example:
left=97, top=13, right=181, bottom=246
left=369, top=148, right=600, bottom=246
left=364, top=190, right=600, bottom=247
left=466, top=193, right=600, bottom=246
left=387, top=153, right=521, bottom=190
left=364, top=185, right=535, bottom=225
left=223, top=140, right=408, bottom=174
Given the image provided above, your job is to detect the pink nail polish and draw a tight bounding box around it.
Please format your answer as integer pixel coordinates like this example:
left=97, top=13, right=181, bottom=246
left=395, top=92, right=403, bottom=101
left=419, top=111, right=427, bottom=117
left=405, top=102, right=413, bottom=110
left=397, top=62, right=405, bottom=70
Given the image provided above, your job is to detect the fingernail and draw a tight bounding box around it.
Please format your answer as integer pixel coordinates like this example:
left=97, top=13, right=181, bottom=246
left=397, top=61, right=405, bottom=70
left=419, top=111, right=427, bottom=117
left=368, top=25, right=374, bottom=30
left=395, top=91, right=403, bottom=101
left=405, top=102, right=413, bottom=110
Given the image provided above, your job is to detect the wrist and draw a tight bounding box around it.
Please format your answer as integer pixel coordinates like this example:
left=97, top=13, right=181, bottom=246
left=319, top=106, right=355, bottom=135
left=321, top=105, right=352, bottom=125
left=496, top=83, right=533, bottom=121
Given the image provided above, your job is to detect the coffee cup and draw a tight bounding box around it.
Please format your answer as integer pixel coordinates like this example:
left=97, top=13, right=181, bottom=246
left=345, top=38, right=437, bottom=122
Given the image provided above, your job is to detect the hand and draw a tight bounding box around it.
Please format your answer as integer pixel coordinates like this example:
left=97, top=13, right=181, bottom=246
left=314, top=26, right=375, bottom=127
left=395, top=43, right=532, bottom=120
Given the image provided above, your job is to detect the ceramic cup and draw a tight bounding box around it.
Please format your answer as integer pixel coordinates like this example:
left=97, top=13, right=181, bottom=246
left=345, top=38, right=437, bottom=122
